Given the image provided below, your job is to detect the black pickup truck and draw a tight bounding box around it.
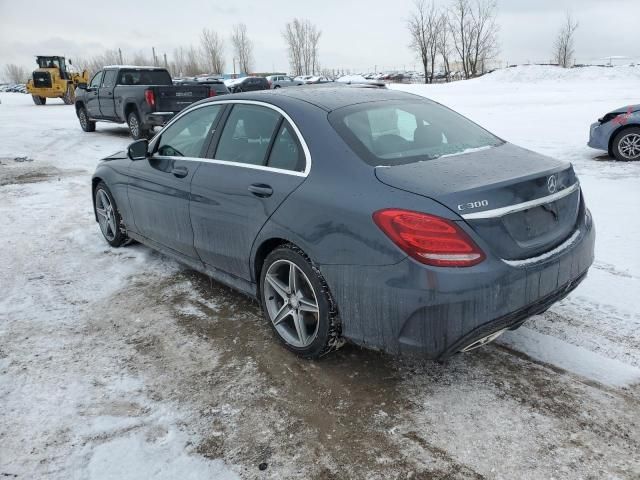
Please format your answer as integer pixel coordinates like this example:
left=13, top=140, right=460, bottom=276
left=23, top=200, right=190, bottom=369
left=75, top=66, right=213, bottom=139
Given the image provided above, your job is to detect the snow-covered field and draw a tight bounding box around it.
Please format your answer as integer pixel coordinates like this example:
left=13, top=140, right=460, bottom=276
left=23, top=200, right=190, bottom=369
left=1, top=65, right=639, bottom=479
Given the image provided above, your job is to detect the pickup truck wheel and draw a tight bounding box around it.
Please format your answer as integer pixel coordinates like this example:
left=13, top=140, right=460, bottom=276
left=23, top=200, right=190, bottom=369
left=127, top=111, right=148, bottom=140
left=78, top=107, right=96, bottom=132
left=32, top=95, right=46, bottom=105
left=62, top=85, right=75, bottom=105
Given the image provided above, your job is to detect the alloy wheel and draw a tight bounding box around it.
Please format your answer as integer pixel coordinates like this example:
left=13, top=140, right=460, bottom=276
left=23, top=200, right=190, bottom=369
left=264, top=259, right=320, bottom=348
left=95, top=189, right=117, bottom=241
left=619, top=133, right=640, bottom=159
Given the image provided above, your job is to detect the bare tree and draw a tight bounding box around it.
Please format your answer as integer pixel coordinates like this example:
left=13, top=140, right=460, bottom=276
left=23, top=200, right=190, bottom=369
left=554, top=12, right=578, bottom=68
left=283, top=18, right=321, bottom=76
left=3, top=64, right=28, bottom=83
left=450, top=0, right=499, bottom=78
left=469, top=0, right=499, bottom=75
left=200, top=28, right=225, bottom=74
left=74, top=49, right=122, bottom=76
left=408, top=0, right=440, bottom=83
left=231, top=23, right=253, bottom=74
left=436, top=12, right=453, bottom=81
left=131, top=51, right=154, bottom=66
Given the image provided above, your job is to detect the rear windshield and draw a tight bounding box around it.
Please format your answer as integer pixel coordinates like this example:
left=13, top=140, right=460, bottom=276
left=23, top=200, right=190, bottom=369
left=117, top=69, right=172, bottom=86
left=329, top=100, right=503, bottom=166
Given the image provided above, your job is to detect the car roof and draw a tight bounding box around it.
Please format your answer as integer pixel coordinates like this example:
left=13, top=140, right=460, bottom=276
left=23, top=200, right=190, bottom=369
left=224, top=86, right=422, bottom=112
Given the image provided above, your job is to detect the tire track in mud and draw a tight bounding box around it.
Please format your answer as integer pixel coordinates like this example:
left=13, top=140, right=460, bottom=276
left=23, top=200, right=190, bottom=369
left=111, top=268, right=639, bottom=479
left=116, top=269, right=488, bottom=479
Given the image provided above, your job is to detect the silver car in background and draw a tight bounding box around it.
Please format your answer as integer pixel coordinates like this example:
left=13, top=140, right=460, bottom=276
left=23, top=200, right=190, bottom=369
left=266, top=75, right=303, bottom=89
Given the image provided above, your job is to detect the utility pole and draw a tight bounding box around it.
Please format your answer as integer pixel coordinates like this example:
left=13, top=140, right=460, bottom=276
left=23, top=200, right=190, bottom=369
left=163, top=53, right=168, bottom=68
left=118, top=48, right=123, bottom=65
left=152, top=47, right=157, bottom=66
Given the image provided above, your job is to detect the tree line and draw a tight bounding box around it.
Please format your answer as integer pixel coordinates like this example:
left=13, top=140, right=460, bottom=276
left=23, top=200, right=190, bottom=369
left=2, top=9, right=582, bottom=84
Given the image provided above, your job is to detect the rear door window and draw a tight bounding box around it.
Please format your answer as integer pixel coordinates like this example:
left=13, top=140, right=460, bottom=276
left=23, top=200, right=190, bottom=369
left=102, top=70, right=117, bottom=88
left=214, top=104, right=281, bottom=165
left=267, top=122, right=304, bottom=172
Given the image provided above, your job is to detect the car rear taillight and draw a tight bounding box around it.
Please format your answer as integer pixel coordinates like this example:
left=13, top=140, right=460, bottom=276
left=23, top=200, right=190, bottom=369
left=144, top=89, right=155, bottom=107
left=208, top=88, right=216, bottom=97
left=373, top=209, right=485, bottom=267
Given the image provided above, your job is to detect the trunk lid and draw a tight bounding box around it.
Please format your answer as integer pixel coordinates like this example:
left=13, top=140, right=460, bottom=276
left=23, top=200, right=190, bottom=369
left=374, top=143, right=581, bottom=260
left=153, top=85, right=210, bottom=113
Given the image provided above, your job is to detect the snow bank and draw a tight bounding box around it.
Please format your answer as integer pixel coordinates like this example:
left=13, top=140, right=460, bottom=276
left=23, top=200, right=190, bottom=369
left=499, top=327, right=640, bottom=387
left=479, top=64, right=640, bottom=83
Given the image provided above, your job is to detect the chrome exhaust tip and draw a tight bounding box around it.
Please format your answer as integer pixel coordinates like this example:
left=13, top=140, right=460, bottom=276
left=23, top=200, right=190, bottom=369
left=459, top=328, right=507, bottom=353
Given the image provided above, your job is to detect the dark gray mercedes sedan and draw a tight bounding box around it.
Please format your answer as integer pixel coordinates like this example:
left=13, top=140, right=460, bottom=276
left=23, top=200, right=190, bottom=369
left=92, top=87, right=595, bottom=360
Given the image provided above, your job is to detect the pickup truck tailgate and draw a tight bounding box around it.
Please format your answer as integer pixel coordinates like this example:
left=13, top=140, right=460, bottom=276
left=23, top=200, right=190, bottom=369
left=154, top=85, right=210, bottom=113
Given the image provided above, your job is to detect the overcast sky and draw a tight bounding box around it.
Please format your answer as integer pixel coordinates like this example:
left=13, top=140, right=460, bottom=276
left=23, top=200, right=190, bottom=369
left=1, top=0, right=639, bottom=77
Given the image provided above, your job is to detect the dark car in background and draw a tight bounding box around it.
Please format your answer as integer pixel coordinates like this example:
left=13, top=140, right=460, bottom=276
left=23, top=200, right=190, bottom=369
left=75, top=66, right=212, bottom=139
left=226, top=76, right=270, bottom=93
left=92, top=87, right=594, bottom=360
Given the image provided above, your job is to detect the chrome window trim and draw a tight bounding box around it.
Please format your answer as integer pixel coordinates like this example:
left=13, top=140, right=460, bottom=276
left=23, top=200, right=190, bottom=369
left=150, top=99, right=311, bottom=177
left=461, top=182, right=580, bottom=220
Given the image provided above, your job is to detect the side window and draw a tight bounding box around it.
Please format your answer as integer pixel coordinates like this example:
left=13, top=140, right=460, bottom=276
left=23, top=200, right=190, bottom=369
left=268, top=122, right=305, bottom=172
left=156, top=105, right=222, bottom=158
left=102, top=70, right=117, bottom=88
left=90, top=71, right=104, bottom=88
left=215, top=105, right=281, bottom=165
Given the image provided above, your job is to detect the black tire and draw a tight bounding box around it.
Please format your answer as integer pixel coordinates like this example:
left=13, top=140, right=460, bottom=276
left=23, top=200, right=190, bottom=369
left=127, top=110, right=148, bottom=140
left=32, top=95, right=46, bottom=105
left=273, top=85, right=281, bottom=89
left=94, top=182, right=128, bottom=248
left=612, top=127, right=640, bottom=161
left=77, top=106, right=96, bottom=132
left=259, top=244, right=343, bottom=358
left=62, top=84, right=75, bottom=105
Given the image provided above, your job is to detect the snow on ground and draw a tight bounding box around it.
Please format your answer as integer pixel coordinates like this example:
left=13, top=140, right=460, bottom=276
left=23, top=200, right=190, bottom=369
left=1, top=66, right=639, bottom=479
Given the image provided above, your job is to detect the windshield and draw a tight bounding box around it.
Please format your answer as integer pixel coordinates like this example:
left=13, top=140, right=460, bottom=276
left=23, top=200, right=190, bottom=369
left=329, top=100, right=503, bottom=166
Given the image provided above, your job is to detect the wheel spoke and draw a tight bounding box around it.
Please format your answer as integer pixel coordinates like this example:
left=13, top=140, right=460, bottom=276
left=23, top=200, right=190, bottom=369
left=272, top=304, right=292, bottom=325
left=96, top=208, right=107, bottom=219
left=298, top=296, right=319, bottom=314
left=288, top=264, right=298, bottom=295
left=266, top=274, right=289, bottom=300
left=291, top=310, right=307, bottom=345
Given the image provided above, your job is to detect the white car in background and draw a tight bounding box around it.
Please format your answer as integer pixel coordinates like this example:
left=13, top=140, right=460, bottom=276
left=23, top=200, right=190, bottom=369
left=266, top=75, right=303, bottom=88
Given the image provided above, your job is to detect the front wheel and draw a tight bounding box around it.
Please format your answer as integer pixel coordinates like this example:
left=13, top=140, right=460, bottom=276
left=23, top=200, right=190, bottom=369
left=260, top=244, right=342, bottom=358
left=612, top=127, right=640, bottom=161
left=94, top=182, right=128, bottom=247
left=32, top=95, right=46, bottom=105
left=77, top=106, right=96, bottom=132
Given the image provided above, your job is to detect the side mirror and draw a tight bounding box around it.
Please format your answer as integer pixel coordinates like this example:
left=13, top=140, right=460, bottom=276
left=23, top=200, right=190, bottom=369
left=77, top=82, right=87, bottom=90
left=128, top=139, right=149, bottom=160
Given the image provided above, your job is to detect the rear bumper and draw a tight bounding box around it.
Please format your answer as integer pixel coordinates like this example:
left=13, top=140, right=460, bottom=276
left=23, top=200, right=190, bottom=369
left=319, top=213, right=595, bottom=359
left=145, top=111, right=175, bottom=126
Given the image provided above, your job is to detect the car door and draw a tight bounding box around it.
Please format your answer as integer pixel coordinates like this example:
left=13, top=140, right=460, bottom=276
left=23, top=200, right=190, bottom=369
left=190, top=102, right=308, bottom=280
left=127, top=104, right=224, bottom=260
left=85, top=71, right=103, bottom=118
left=98, top=69, right=117, bottom=119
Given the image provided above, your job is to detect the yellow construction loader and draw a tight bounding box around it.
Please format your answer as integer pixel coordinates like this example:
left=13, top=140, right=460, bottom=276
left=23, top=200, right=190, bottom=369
left=26, top=56, right=89, bottom=105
